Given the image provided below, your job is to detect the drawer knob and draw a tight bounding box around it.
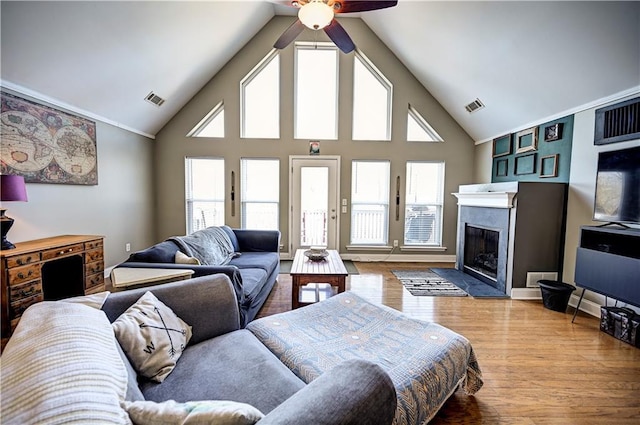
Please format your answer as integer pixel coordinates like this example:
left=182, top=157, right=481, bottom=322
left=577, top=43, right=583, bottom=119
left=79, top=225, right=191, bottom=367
left=20, top=288, right=35, bottom=297
left=17, top=271, right=33, bottom=279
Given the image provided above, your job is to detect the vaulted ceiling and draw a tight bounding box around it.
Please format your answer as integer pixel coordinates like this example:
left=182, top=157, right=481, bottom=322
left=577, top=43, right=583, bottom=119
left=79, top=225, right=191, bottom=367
left=1, top=1, right=638, bottom=142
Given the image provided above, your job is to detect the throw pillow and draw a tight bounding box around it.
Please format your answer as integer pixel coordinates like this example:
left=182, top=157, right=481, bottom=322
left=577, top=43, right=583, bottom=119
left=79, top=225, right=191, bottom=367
left=175, top=250, right=201, bottom=265
left=123, top=399, right=264, bottom=425
left=112, top=291, right=192, bottom=383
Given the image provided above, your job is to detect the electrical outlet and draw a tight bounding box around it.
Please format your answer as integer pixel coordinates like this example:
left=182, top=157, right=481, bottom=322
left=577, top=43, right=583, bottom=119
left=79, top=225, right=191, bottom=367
left=125, top=243, right=131, bottom=252
left=393, top=240, right=398, bottom=247
left=341, top=206, right=347, bottom=213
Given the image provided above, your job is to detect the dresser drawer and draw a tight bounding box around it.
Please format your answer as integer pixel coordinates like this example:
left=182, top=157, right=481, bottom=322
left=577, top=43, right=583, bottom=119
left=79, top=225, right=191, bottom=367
left=10, top=293, right=44, bottom=318
left=9, top=279, right=42, bottom=300
left=85, top=239, right=103, bottom=250
left=5, top=253, right=40, bottom=268
left=85, top=261, right=104, bottom=276
left=85, top=248, right=104, bottom=263
left=86, top=272, right=105, bottom=291
left=42, top=243, right=84, bottom=261
left=7, top=264, right=41, bottom=285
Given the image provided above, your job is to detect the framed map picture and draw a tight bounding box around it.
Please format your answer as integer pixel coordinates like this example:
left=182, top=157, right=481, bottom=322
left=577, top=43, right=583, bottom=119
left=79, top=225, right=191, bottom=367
left=0, top=91, right=97, bottom=185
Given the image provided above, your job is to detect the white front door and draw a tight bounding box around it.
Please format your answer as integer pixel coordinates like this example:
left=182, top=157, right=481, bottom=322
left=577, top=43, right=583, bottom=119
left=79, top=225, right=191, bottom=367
left=290, top=156, right=340, bottom=254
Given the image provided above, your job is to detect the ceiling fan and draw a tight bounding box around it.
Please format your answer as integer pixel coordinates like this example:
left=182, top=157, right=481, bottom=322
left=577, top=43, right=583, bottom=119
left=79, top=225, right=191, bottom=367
left=273, top=0, right=398, bottom=53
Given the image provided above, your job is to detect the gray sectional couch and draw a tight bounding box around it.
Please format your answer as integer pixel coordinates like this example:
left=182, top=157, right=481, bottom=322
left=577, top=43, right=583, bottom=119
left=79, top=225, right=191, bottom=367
left=0, top=274, right=397, bottom=424
left=115, top=226, right=280, bottom=325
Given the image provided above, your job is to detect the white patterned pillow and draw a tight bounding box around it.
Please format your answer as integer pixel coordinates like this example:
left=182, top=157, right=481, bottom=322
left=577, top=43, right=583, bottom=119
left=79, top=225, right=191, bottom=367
left=0, top=302, right=130, bottom=424
left=175, top=250, right=201, bottom=265
left=112, top=291, right=192, bottom=383
left=123, top=399, right=264, bottom=425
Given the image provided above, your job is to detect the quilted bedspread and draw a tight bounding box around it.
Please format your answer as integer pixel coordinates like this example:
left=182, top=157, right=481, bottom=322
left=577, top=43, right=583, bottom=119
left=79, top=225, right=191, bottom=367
left=246, top=292, right=483, bottom=425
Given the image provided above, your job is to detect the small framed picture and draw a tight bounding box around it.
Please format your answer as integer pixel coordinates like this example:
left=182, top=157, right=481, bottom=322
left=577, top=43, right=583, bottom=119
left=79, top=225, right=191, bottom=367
left=515, top=127, right=538, bottom=153
left=514, top=153, right=537, bottom=175
left=540, top=154, right=559, bottom=178
left=309, top=141, right=320, bottom=155
left=492, top=134, right=512, bottom=157
left=495, top=158, right=508, bottom=177
left=544, top=123, right=563, bottom=142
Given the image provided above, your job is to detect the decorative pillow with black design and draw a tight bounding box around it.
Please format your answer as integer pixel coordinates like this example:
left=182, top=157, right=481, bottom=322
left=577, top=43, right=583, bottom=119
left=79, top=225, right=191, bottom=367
left=112, top=291, right=192, bottom=383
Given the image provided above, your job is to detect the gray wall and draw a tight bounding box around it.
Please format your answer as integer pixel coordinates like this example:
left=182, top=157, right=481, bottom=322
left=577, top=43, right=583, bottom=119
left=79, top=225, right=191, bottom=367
left=3, top=90, right=156, bottom=269
left=154, top=16, right=476, bottom=258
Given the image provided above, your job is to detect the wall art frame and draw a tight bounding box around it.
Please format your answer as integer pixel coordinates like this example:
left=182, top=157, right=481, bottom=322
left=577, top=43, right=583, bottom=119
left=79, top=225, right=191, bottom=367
left=492, top=134, right=512, bottom=157
left=515, top=126, right=538, bottom=154
left=514, top=153, right=537, bottom=175
left=543, top=123, right=563, bottom=142
left=495, top=158, right=509, bottom=177
left=0, top=91, right=98, bottom=185
left=540, top=154, right=559, bottom=178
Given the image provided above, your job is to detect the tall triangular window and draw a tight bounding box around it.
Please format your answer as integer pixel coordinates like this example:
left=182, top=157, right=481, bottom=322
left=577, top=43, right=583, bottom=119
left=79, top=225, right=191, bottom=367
left=352, top=51, right=392, bottom=141
left=187, top=101, right=224, bottom=138
left=407, top=104, right=443, bottom=142
left=241, top=50, right=280, bottom=139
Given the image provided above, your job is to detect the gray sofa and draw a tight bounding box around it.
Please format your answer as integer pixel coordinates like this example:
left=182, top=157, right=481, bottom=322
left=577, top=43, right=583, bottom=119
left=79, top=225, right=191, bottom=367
left=1, top=274, right=396, bottom=424
left=115, top=226, right=280, bottom=325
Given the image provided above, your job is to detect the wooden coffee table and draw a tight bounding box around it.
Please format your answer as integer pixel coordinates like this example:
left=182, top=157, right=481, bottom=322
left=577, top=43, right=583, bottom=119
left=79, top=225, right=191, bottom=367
left=290, top=249, right=348, bottom=309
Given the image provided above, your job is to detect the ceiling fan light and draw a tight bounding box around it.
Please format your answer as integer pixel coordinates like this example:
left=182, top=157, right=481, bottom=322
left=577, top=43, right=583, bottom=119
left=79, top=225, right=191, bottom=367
left=299, top=1, right=334, bottom=30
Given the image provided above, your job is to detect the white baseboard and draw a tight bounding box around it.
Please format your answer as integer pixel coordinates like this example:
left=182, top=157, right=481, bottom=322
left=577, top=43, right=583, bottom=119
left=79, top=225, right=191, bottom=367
left=340, top=253, right=456, bottom=263
left=510, top=287, right=599, bottom=318
left=280, top=252, right=456, bottom=263
left=510, top=287, right=542, bottom=300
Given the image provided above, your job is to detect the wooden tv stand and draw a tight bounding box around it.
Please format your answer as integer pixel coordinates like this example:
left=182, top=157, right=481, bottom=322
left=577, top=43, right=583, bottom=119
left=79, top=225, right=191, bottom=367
left=1, top=235, right=105, bottom=348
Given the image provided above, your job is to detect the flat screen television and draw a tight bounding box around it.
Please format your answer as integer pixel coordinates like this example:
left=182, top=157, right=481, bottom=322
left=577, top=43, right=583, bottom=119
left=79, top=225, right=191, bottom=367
left=593, top=145, right=640, bottom=224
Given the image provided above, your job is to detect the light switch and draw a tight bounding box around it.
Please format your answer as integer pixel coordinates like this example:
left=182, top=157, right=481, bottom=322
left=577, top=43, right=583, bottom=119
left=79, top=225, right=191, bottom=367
left=341, top=206, right=347, bottom=213
left=342, top=198, right=347, bottom=206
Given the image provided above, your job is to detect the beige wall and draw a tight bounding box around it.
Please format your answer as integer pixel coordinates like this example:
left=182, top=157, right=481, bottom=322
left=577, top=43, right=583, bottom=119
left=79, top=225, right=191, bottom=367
left=3, top=90, right=156, bottom=269
left=154, top=16, right=476, bottom=258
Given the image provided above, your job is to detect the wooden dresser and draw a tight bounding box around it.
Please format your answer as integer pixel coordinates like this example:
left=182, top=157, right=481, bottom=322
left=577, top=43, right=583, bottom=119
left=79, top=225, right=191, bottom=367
left=1, top=235, right=105, bottom=348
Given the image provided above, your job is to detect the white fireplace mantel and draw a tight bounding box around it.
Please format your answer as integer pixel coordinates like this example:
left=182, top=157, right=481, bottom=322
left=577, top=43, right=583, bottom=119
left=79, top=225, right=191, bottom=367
left=452, top=191, right=517, bottom=208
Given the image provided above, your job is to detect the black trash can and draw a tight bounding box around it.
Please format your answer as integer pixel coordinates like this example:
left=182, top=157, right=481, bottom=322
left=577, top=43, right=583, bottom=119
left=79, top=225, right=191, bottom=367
left=538, top=280, right=576, bottom=313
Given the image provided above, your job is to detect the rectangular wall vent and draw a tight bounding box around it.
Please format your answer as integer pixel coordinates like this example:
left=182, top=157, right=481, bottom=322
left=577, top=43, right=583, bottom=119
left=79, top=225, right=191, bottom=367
left=465, top=98, right=485, bottom=113
left=594, top=96, right=640, bottom=145
left=526, top=272, right=558, bottom=288
left=145, top=92, right=166, bottom=107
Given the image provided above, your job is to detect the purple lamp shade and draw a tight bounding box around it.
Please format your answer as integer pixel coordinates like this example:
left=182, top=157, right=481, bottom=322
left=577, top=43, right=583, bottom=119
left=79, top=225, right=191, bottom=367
left=0, top=175, right=28, bottom=202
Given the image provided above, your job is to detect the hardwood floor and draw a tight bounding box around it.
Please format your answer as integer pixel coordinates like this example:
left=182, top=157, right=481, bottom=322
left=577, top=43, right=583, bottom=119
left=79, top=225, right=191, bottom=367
left=257, top=262, right=640, bottom=424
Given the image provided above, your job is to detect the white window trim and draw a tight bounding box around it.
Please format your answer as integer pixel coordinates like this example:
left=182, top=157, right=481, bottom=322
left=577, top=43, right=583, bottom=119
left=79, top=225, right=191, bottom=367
left=353, top=49, right=393, bottom=141
left=403, top=160, right=445, bottom=247
left=240, top=49, right=280, bottom=139
left=294, top=42, right=339, bottom=140
left=187, top=101, right=224, bottom=138
left=185, top=157, right=225, bottom=234
left=408, top=104, right=443, bottom=142
left=350, top=159, right=391, bottom=246
left=240, top=157, right=280, bottom=230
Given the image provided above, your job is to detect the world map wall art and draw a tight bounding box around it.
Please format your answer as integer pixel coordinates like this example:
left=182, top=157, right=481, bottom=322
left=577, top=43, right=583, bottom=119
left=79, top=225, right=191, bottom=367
left=0, top=91, right=97, bottom=185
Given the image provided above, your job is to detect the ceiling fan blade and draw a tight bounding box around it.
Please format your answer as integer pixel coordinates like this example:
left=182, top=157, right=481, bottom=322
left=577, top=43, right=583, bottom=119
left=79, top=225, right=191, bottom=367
left=274, top=19, right=306, bottom=49
left=335, top=0, right=398, bottom=13
left=324, top=19, right=355, bottom=53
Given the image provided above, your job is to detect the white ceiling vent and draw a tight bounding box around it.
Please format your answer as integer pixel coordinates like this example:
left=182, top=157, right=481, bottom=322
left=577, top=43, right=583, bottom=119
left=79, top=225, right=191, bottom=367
left=465, top=98, right=485, bottom=113
left=145, top=92, right=166, bottom=107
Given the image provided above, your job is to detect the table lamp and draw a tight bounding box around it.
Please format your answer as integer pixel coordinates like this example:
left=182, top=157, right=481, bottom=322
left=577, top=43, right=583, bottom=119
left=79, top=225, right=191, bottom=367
left=1, top=175, right=28, bottom=250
